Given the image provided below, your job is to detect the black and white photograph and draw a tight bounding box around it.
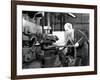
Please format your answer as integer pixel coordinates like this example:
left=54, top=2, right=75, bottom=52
left=22, top=11, right=89, bottom=69
left=11, top=1, right=97, bottom=79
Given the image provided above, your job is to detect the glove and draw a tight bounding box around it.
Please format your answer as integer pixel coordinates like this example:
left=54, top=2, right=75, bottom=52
left=75, top=42, right=79, bottom=47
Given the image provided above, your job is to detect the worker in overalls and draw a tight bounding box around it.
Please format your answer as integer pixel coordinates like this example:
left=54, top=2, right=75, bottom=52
left=62, top=23, right=89, bottom=66
left=74, top=29, right=89, bottom=66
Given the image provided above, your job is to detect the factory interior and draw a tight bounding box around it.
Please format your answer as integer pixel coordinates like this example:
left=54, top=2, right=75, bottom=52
left=22, top=11, right=89, bottom=69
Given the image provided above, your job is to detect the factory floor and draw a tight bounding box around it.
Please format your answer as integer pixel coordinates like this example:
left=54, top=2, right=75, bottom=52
left=22, top=55, right=62, bottom=69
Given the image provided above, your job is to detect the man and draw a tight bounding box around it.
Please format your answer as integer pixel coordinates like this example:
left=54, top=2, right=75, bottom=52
left=63, top=23, right=89, bottom=66
left=58, top=23, right=75, bottom=67
left=74, top=29, right=89, bottom=66
left=63, top=23, right=75, bottom=66
left=64, top=23, right=75, bottom=57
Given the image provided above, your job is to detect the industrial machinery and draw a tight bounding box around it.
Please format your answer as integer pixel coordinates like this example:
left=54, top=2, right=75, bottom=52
left=22, top=11, right=78, bottom=68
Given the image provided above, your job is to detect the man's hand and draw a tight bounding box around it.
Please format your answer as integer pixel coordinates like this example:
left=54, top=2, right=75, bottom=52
left=74, top=42, right=79, bottom=47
